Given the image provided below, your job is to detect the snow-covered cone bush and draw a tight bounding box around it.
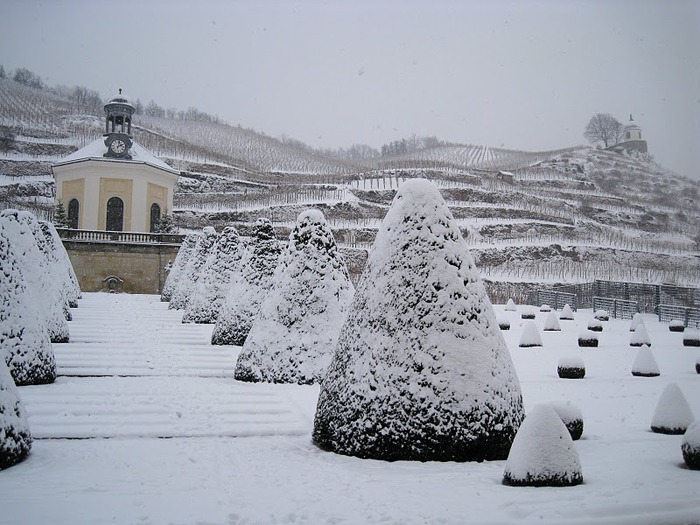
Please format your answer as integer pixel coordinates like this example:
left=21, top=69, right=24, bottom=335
left=313, top=179, right=524, bottom=462
left=503, top=404, right=583, bottom=487
left=182, top=227, right=246, bottom=324
left=497, top=315, right=510, bottom=331
left=551, top=401, right=584, bottom=440
left=235, top=210, right=354, bottom=384
left=630, top=313, right=645, bottom=332
left=505, top=298, right=517, bottom=311
left=559, top=304, right=574, bottom=320
left=578, top=330, right=598, bottom=348
left=0, top=219, right=56, bottom=386
left=651, top=383, right=695, bottom=435
left=668, top=320, right=685, bottom=333
left=169, top=227, right=217, bottom=311
left=587, top=319, right=603, bottom=332
left=543, top=312, right=561, bottom=332
left=557, top=356, right=585, bottom=379
left=682, top=421, right=700, bottom=470
left=631, top=345, right=660, bottom=377
left=211, top=219, right=283, bottom=346
left=40, top=221, right=80, bottom=309
left=4, top=210, right=69, bottom=343
left=161, top=233, right=199, bottom=303
left=0, top=359, right=32, bottom=469
left=696, top=355, right=700, bottom=374
left=630, top=324, right=651, bottom=347
left=594, top=310, right=609, bottom=322
left=521, top=307, right=536, bottom=320
left=683, top=330, right=700, bottom=347
left=38, top=221, right=73, bottom=320
left=519, top=321, right=542, bottom=348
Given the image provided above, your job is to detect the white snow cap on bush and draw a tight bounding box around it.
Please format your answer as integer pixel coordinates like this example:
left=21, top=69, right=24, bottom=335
left=503, top=404, right=583, bottom=486
left=169, top=227, right=217, bottom=311
left=0, top=213, right=56, bottom=386
left=630, top=313, right=645, bottom=332
left=631, top=345, right=660, bottom=376
left=630, top=324, right=651, bottom=346
left=543, top=312, right=561, bottom=331
left=161, top=232, right=199, bottom=302
left=560, top=304, right=574, bottom=320
left=682, top=421, right=700, bottom=468
left=505, top=298, right=517, bottom=311
left=183, top=227, right=246, bottom=324
left=558, top=355, right=585, bottom=369
left=651, top=383, right=695, bottom=434
left=314, top=179, right=524, bottom=462
left=519, top=321, right=542, bottom=347
left=235, top=209, right=354, bottom=384
left=551, top=400, right=583, bottom=426
left=0, top=358, right=32, bottom=469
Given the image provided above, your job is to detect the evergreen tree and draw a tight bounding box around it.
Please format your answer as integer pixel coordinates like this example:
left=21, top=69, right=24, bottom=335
left=234, top=210, right=354, bottom=384
left=212, top=218, right=283, bottom=346
left=313, top=179, right=524, bottom=461
left=41, top=221, right=81, bottom=308
left=53, top=200, right=69, bottom=228
left=161, top=233, right=199, bottom=303
left=169, top=227, right=218, bottom=311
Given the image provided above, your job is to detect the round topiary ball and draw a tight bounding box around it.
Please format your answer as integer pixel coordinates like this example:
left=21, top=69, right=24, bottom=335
left=630, top=313, right=645, bottom=332
left=557, top=356, right=585, bottom=379
left=519, top=321, right=542, bottom=348
left=683, top=330, right=700, bottom=347
left=594, top=310, right=609, bottom=322
left=540, top=304, right=552, bottom=312
left=668, top=320, right=685, bottom=333
left=681, top=421, right=700, bottom=470
left=630, top=324, right=651, bottom=347
left=498, top=316, right=511, bottom=330
left=578, top=330, right=599, bottom=348
left=551, top=401, right=584, bottom=440
left=587, top=319, right=603, bottom=332
left=521, top=307, right=536, bottom=320
left=651, top=383, right=695, bottom=435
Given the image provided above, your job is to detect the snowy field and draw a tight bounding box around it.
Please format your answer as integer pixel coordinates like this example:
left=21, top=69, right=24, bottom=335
left=1, top=292, right=699, bottom=525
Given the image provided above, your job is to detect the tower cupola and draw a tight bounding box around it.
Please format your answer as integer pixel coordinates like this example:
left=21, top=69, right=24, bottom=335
left=103, top=88, right=134, bottom=159
left=623, top=114, right=642, bottom=141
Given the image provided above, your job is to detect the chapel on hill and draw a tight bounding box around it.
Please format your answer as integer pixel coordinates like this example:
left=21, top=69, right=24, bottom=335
left=52, top=90, right=179, bottom=233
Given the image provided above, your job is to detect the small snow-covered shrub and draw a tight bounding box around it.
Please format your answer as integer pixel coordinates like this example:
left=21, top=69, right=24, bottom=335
left=651, top=383, right=695, bottom=435
left=314, top=179, right=524, bottom=462
left=543, top=312, right=561, bottom=332
left=682, top=330, right=700, bottom=347
left=578, top=330, right=598, bottom=347
left=519, top=321, right=542, bottom=348
left=587, top=319, right=603, bottom=332
left=169, top=227, right=217, bottom=311
left=212, top=219, right=283, bottom=346
left=559, top=304, right=574, bottom=320
left=161, top=233, right=199, bottom=303
left=594, top=310, right=609, bottom=322
left=668, top=320, right=685, bottom=333
left=521, top=307, right=536, bottom=320
left=631, top=345, right=660, bottom=377
left=557, top=356, right=585, bottom=379
left=696, top=355, right=700, bottom=374
left=630, top=324, right=651, bottom=347
left=498, top=315, right=510, bottom=331
left=551, top=401, right=584, bottom=440
left=182, top=227, right=246, bottom=324
left=630, top=313, right=645, bottom=332
left=503, top=404, right=583, bottom=487
left=235, top=210, right=354, bottom=384
left=682, top=421, right=700, bottom=470
left=505, top=298, right=517, bottom=311
left=0, top=359, right=32, bottom=469
left=540, top=304, right=551, bottom=312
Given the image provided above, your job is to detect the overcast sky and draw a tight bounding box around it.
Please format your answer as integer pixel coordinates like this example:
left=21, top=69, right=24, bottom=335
left=1, top=0, right=698, bottom=180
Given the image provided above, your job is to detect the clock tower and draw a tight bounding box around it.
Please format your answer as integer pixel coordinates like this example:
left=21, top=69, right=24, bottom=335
left=103, top=89, right=134, bottom=160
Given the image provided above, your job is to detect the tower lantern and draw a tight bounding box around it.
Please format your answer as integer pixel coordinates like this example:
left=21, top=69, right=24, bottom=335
left=103, top=88, right=135, bottom=160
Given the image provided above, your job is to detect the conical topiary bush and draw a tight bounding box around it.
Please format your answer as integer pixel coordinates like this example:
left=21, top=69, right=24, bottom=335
left=630, top=324, right=651, bottom=347
left=551, top=401, right=584, bottom=441
left=559, top=304, right=574, bottom=320
left=0, top=214, right=56, bottom=386
left=234, top=210, right=354, bottom=384
left=0, top=358, right=32, bottom=469
left=183, top=226, right=246, bottom=324
left=650, top=383, right=694, bottom=435
left=505, top=298, right=517, bottom=311
left=630, top=313, right=645, bottom=332
left=169, top=227, right=218, bottom=311
left=519, top=321, right=542, bottom=348
left=543, top=311, right=561, bottom=332
left=682, top=421, right=700, bottom=470
left=313, top=179, right=524, bottom=462
left=161, top=232, right=199, bottom=303
left=212, top=219, right=283, bottom=346
left=631, top=345, right=660, bottom=377
left=38, top=221, right=76, bottom=320
left=503, top=404, right=583, bottom=487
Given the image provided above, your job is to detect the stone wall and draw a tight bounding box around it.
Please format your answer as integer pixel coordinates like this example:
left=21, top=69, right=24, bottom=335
left=63, top=240, right=181, bottom=294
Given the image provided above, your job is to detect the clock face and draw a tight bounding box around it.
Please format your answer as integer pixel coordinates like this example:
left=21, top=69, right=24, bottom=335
left=110, top=139, right=126, bottom=154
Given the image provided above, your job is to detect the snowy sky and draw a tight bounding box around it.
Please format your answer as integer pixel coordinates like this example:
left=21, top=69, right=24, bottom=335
left=1, top=0, right=699, bottom=180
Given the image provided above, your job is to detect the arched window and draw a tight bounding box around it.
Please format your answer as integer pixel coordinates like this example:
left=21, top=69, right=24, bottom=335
left=150, top=203, right=161, bottom=233
left=67, top=199, right=79, bottom=229
left=106, top=196, right=124, bottom=232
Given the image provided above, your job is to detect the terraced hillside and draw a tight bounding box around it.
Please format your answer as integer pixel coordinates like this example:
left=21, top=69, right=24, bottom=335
left=1, top=77, right=698, bottom=292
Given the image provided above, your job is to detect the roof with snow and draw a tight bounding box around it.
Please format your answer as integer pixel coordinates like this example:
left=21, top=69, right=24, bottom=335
left=53, top=137, right=179, bottom=175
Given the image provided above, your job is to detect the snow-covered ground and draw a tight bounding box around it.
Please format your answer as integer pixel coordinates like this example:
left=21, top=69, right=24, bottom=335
left=1, top=293, right=699, bottom=524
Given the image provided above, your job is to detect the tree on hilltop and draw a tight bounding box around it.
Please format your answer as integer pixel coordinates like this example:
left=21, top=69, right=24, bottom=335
left=584, top=113, right=623, bottom=148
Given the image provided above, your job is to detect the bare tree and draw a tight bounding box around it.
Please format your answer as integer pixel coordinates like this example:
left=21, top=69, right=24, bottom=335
left=584, top=113, right=623, bottom=148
